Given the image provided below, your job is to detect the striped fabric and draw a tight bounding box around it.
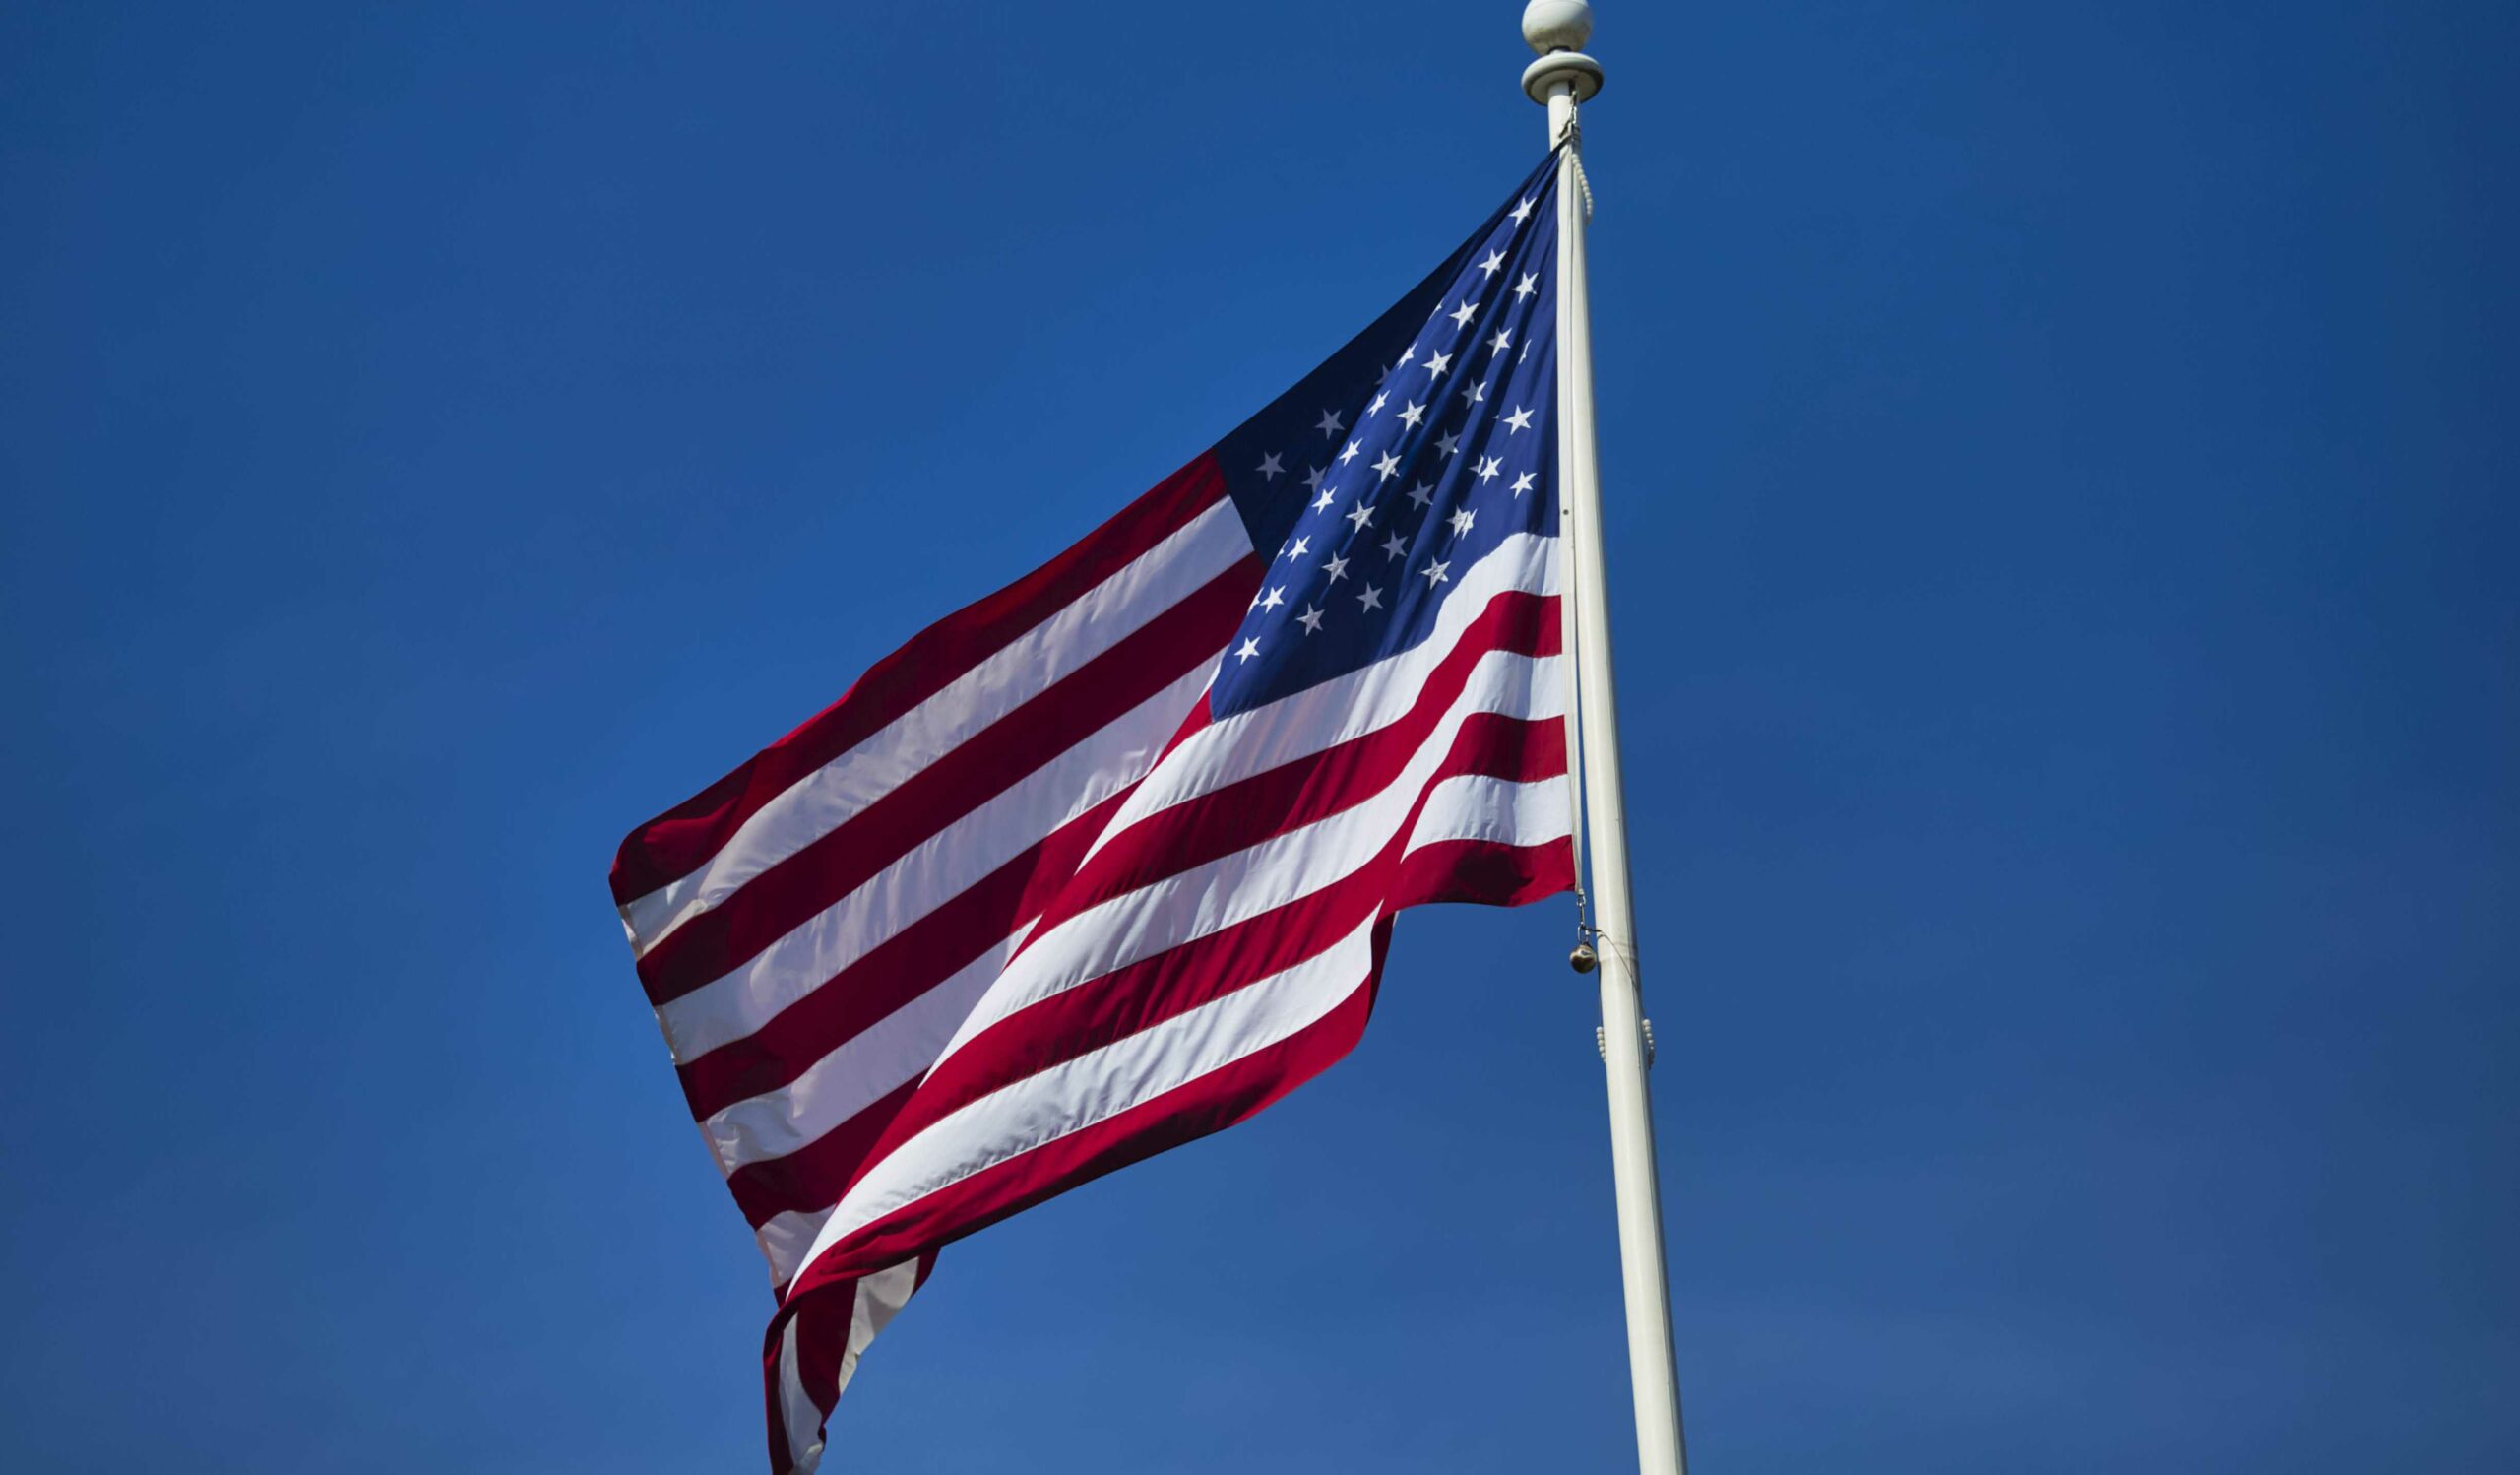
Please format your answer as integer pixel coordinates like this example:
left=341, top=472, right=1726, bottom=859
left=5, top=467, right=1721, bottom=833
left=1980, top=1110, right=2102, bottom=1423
left=611, top=154, right=1572, bottom=1473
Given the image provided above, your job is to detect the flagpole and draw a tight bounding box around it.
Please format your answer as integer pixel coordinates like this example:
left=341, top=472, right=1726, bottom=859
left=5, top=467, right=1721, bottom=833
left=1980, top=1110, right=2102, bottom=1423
left=1523, top=6, right=1690, bottom=1473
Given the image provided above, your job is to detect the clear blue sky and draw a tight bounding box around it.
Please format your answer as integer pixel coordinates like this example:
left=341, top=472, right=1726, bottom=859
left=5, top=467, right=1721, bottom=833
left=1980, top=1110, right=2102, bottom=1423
left=4, top=3, right=2513, bottom=1470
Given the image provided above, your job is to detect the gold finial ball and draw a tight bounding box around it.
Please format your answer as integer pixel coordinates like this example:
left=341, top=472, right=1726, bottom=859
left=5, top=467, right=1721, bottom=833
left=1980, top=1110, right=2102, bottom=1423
left=1570, top=943, right=1600, bottom=974
left=1522, top=0, right=1594, bottom=55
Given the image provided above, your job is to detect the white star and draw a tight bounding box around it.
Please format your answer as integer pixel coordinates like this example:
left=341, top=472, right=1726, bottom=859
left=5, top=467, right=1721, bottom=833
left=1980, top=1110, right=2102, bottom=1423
left=1511, top=195, right=1536, bottom=224
left=1477, top=249, right=1506, bottom=278
left=1504, top=406, right=1534, bottom=433
left=1448, top=507, right=1477, bottom=538
left=1371, top=450, right=1402, bottom=483
left=1513, top=272, right=1539, bottom=301
left=1380, top=530, right=1410, bottom=560
left=1256, top=451, right=1284, bottom=480
left=1345, top=500, right=1375, bottom=533
left=1447, top=300, right=1479, bottom=331
left=1312, top=486, right=1336, bottom=512
left=1488, top=328, right=1513, bottom=356
left=1519, top=343, right=1530, bottom=363
left=1407, top=481, right=1436, bottom=509
left=1395, top=344, right=1416, bottom=368
left=1315, top=408, right=1344, bottom=438
left=1285, top=536, right=1310, bottom=561
left=1421, top=350, right=1453, bottom=378
left=1357, top=583, right=1384, bottom=611
left=1321, top=552, right=1350, bottom=584
left=1297, top=605, right=1326, bottom=635
left=1435, top=431, right=1461, bottom=459
left=1420, top=558, right=1451, bottom=587
left=1301, top=465, right=1325, bottom=491
left=1460, top=378, right=1486, bottom=408
left=1476, top=455, right=1503, bottom=482
left=1338, top=439, right=1361, bottom=465
left=1510, top=471, right=1536, bottom=497
left=1235, top=637, right=1261, bottom=663
left=1365, top=391, right=1387, bottom=417
left=1398, top=400, right=1426, bottom=429
left=1257, top=585, right=1286, bottom=610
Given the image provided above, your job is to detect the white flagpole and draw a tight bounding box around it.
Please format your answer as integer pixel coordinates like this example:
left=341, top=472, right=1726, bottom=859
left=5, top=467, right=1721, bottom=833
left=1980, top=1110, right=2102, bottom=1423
left=1522, top=6, right=1690, bottom=1473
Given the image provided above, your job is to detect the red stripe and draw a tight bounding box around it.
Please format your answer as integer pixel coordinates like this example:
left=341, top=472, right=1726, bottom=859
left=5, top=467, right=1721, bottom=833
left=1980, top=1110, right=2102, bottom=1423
left=1390, top=830, right=1573, bottom=912
left=869, top=714, right=1566, bottom=1154
left=611, top=453, right=1232, bottom=906
left=636, top=561, right=1258, bottom=1007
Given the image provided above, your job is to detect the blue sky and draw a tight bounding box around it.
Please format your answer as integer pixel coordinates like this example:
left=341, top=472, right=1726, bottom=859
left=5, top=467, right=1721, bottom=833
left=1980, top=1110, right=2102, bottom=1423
left=4, top=2, right=2514, bottom=1470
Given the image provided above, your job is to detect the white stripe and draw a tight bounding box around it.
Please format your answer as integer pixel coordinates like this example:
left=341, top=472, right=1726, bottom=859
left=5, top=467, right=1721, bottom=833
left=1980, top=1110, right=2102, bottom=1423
left=840, top=1258, right=919, bottom=1382
left=939, top=643, right=1563, bottom=1064
left=776, top=1315, right=823, bottom=1473
left=703, top=923, right=1032, bottom=1175
left=1405, top=773, right=1570, bottom=854
left=623, top=497, right=1248, bottom=954
left=657, top=661, right=1215, bottom=1063
left=1085, top=531, right=1557, bottom=864
left=758, top=1205, right=835, bottom=1289
left=801, top=915, right=1381, bottom=1272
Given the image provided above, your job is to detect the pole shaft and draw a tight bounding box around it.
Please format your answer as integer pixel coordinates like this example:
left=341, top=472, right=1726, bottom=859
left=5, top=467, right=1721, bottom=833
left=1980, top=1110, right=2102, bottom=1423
left=1550, top=83, right=1690, bottom=1475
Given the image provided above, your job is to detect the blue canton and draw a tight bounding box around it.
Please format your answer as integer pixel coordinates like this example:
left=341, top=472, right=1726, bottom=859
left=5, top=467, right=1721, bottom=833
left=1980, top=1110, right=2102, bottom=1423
left=1210, top=154, right=1561, bottom=718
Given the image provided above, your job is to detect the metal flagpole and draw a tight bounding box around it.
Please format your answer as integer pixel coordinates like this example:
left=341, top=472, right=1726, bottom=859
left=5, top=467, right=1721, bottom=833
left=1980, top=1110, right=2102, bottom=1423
left=1521, top=6, right=1690, bottom=1473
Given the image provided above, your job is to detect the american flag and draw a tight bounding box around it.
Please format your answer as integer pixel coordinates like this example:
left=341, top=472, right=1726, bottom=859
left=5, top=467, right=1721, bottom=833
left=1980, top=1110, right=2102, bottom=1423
left=610, top=153, right=1573, bottom=1473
